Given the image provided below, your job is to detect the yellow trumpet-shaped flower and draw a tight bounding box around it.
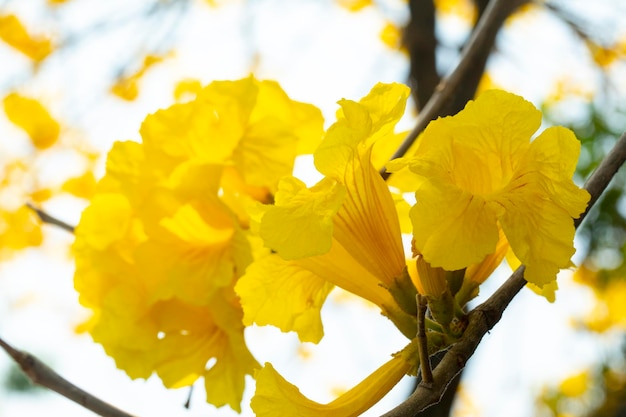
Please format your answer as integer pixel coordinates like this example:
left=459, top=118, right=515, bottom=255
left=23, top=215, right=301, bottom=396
left=388, top=90, right=590, bottom=288
left=252, top=354, right=411, bottom=417
left=237, top=83, right=423, bottom=417
left=237, top=83, right=416, bottom=345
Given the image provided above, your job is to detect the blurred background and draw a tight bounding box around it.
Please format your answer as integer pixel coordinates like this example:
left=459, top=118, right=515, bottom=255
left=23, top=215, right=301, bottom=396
left=1, top=0, right=626, bottom=416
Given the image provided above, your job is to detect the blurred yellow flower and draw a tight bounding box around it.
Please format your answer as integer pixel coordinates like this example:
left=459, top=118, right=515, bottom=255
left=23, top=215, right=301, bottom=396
left=388, top=90, right=589, bottom=288
left=336, top=0, right=373, bottom=12
left=111, top=54, right=166, bottom=101
left=379, top=21, right=403, bottom=51
left=586, top=40, right=620, bottom=68
left=3, top=93, right=60, bottom=149
left=434, top=0, right=477, bottom=22
left=0, top=206, right=43, bottom=255
left=559, top=371, right=590, bottom=397
left=61, top=171, right=97, bottom=199
left=0, top=14, right=53, bottom=62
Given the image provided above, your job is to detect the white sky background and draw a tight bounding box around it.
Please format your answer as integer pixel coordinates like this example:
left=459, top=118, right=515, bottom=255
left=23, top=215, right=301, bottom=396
left=1, top=0, right=626, bottom=416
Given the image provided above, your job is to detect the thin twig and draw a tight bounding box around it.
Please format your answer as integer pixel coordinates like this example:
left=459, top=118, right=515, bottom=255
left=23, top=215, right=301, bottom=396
left=416, top=294, right=433, bottom=385
left=26, top=203, right=75, bottom=234
left=381, top=131, right=626, bottom=416
left=0, top=337, right=136, bottom=417
left=381, top=0, right=528, bottom=179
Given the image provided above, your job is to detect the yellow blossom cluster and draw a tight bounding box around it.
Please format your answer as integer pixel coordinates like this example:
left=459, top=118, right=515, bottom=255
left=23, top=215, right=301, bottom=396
left=238, top=86, right=588, bottom=415
left=72, top=76, right=324, bottom=411
left=72, top=78, right=589, bottom=414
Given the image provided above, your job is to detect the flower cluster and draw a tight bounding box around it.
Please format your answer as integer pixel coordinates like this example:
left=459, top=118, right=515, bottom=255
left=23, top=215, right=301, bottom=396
left=72, top=76, right=324, bottom=411
left=74, top=78, right=589, bottom=414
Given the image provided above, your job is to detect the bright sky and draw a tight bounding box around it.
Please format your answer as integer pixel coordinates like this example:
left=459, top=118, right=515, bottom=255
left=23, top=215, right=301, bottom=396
left=1, top=1, right=625, bottom=416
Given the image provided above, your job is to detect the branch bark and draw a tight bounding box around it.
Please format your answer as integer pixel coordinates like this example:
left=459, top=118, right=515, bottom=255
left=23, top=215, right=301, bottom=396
left=381, top=130, right=626, bottom=416
left=403, top=0, right=440, bottom=110
left=0, top=337, right=136, bottom=417
left=27, top=203, right=76, bottom=234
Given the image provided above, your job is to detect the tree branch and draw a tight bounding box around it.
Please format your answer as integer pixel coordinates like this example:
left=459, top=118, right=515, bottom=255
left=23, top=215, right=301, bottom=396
left=0, top=337, right=136, bottom=417
left=27, top=203, right=75, bottom=234
left=382, top=0, right=528, bottom=179
left=403, top=0, right=440, bottom=110
left=381, top=130, right=626, bottom=416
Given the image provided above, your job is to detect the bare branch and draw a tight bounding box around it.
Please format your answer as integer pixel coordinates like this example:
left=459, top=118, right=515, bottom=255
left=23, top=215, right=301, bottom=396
left=0, top=337, right=136, bottom=417
left=382, top=0, right=528, bottom=179
left=26, top=203, right=75, bottom=234
left=381, top=130, right=626, bottom=416
left=403, top=0, right=440, bottom=110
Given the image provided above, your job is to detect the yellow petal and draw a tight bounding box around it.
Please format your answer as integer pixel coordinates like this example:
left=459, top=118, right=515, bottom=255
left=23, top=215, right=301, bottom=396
left=465, top=227, right=508, bottom=284
left=315, top=83, right=408, bottom=177
left=410, top=181, right=499, bottom=270
left=74, top=193, right=133, bottom=251
left=259, top=176, right=346, bottom=260
left=526, top=279, right=558, bottom=303
left=522, top=126, right=590, bottom=218
left=3, top=93, right=60, bottom=149
left=235, top=254, right=333, bottom=343
left=496, top=192, right=577, bottom=287
left=202, top=291, right=260, bottom=411
left=332, top=149, right=406, bottom=284
left=136, top=200, right=247, bottom=305
left=239, top=79, right=324, bottom=188
left=140, top=77, right=257, bottom=171
left=251, top=355, right=410, bottom=417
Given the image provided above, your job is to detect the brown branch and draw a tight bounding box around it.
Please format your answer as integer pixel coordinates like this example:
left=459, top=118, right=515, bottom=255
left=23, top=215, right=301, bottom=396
left=382, top=0, right=528, bottom=179
left=403, top=0, right=440, bottom=110
left=380, top=130, right=626, bottom=416
left=26, top=203, right=75, bottom=234
left=0, top=337, right=136, bottom=417
left=445, top=0, right=521, bottom=117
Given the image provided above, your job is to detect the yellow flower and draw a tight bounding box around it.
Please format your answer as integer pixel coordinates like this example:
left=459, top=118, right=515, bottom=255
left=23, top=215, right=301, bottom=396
left=237, top=82, right=415, bottom=340
left=388, top=90, right=589, bottom=288
left=0, top=206, right=43, bottom=255
left=236, top=83, right=421, bottom=416
left=0, top=14, right=53, bottom=62
left=3, top=93, right=60, bottom=149
left=74, top=77, right=322, bottom=411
